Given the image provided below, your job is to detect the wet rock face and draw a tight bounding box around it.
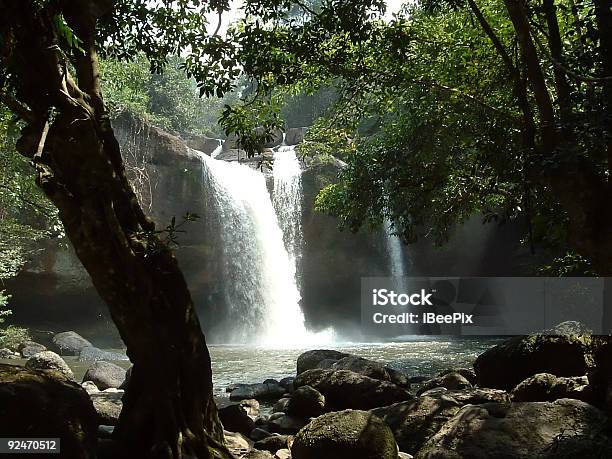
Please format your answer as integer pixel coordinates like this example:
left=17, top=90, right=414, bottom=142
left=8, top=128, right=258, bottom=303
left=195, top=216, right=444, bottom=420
left=291, top=409, right=399, bottom=459
left=0, top=364, right=98, bottom=459
left=415, top=399, right=612, bottom=459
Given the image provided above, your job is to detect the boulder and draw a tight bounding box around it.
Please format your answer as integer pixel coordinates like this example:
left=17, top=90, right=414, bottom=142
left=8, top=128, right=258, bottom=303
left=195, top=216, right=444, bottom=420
left=420, top=387, right=510, bottom=406
left=224, top=430, right=251, bottom=458
left=273, top=397, right=291, bottom=413
left=415, top=399, right=612, bottom=458
left=371, top=396, right=462, bottom=455
left=25, top=350, right=74, bottom=380
left=0, top=364, right=97, bottom=458
left=18, top=341, right=46, bottom=358
left=83, top=361, right=127, bottom=390
left=285, top=127, right=308, bottom=146
left=184, top=135, right=222, bottom=155
left=78, top=346, right=128, bottom=362
left=437, top=367, right=477, bottom=385
left=296, top=350, right=350, bottom=375
left=245, top=451, right=274, bottom=459
left=286, top=385, right=325, bottom=418
left=52, top=331, right=92, bottom=356
left=416, top=372, right=472, bottom=396
left=291, top=409, right=398, bottom=459
left=279, top=376, right=295, bottom=392
left=218, top=401, right=256, bottom=436
left=294, top=369, right=413, bottom=410
left=510, top=373, right=591, bottom=403
left=254, top=434, right=292, bottom=452
left=250, top=427, right=273, bottom=441
left=268, top=413, right=308, bottom=434
left=230, top=383, right=286, bottom=401
left=473, top=333, right=593, bottom=390
left=90, top=390, right=123, bottom=425
left=276, top=449, right=291, bottom=459
left=332, top=356, right=411, bottom=388
left=81, top=381, right=99, bottom=394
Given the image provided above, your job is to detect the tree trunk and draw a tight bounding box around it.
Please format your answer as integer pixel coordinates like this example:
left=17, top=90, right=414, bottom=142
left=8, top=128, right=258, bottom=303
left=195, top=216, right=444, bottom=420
left=1, top=2, right=231, bottom=457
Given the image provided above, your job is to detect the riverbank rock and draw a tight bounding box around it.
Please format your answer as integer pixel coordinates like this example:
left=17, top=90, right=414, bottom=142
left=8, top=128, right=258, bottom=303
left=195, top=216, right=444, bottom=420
left=420, top=387, right=510, bottom=406
left=371, top=396, right=462, bottom=455
left=332, top=356, right=411, bottom=388
left=473, top=331, right=593, bottom=390
left=254, top=434, right=292, bottom=452
left=510, top=373, right=591, bottom=403
left=285, top=127, right=308, bottom=145
left=291, top=409, right=398, bottom=459
left=78, top=346, right=128, bottom=362
left=416, top=372, right=472, bottom=396
left=83, top=361, right=127, bottom=390
left=18, top=341, right=46, bottom=358
left=224, top=430, right=251, bottom=458
left=286, top=385, right=325, bottom=418
left=25, top=350, right=74, bottom=380
left=230, top=382, right=286, bottom=401
left=52, top=331, right=92, bottom=356
left=437, top=367, right=477, bottom=385
left=415, top=399, right=611, bottom=458
left=294, top=369, right=413, bottom=410
left=0, top=348, right=19, bottom=359
left=218, top=401, right=256, bottom=436
left=296, top=350, right=350, bottom=374
left=90, top=390, right=123, bottom=425
left=0, top=364, right=97, bottom=458
left=268, top=413, right=308, bottom=434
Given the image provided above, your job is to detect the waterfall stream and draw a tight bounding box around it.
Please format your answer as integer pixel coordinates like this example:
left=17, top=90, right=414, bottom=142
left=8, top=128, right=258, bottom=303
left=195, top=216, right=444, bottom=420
left=272, top=146, right=303, bottom=282
left=198, top=151, right=333, bottom=345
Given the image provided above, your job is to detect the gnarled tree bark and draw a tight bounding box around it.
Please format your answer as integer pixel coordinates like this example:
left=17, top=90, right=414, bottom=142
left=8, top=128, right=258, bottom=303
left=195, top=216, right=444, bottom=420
left=1, top=1, right=231, bottom=457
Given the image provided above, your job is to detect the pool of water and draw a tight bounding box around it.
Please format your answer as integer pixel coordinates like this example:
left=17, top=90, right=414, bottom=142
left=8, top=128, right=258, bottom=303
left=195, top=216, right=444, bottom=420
left=2, top=337, right=501, bottom=398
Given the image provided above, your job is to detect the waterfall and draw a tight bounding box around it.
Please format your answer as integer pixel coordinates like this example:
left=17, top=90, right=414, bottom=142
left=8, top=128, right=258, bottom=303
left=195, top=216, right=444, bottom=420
left=198, top=152, right=333, bottom=345
left=384, top=219, right=407, bottom=278
left=272, top=146, right=303, bottom=276
left=211, top=142, right=222, bottom=158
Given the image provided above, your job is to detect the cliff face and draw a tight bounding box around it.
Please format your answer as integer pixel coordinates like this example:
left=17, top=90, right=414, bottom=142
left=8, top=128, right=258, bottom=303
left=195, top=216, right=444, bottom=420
left=7, top=115, right=391, bottom=343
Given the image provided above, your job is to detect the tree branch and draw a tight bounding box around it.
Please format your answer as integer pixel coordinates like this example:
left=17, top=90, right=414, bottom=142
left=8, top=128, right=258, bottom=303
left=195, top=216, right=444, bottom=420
left=0, top=92, right=36, bottom=123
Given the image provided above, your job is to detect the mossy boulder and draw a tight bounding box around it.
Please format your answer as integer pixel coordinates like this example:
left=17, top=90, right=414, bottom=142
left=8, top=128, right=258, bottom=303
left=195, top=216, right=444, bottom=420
left=294, top=369, right=413, bottom=410
left=474, top=332, right=595, bottom=390
left=291, top=409, right=398, bottom=459
left=510, top=373, right=591, bottom=403
left=0, top=364, right=97, bottom=459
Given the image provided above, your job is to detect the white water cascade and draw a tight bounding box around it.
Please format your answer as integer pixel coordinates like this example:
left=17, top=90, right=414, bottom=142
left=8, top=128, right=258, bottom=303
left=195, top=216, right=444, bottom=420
left=198, top=152, right=333, bottom=346
left=384, top=219, right=407, bottom=278
left=272, top=146, right=303, bottom=276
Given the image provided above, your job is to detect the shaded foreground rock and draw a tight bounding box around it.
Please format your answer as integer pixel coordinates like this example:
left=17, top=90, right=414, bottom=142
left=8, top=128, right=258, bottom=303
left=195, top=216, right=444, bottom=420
left=291, top=409, right=398, bottom=459
left=294, top=368, right=412, bottom=410
left=371, top=396, right=462, bottom=455
left=420, top=387, right=510, bottom=406
left=0, top=364, right=97, bottom=458
left=83, top=361, right=127, bottom=390
left=415, top=399, right=611, bottom=459
left=25, top=350, right=74, bottom=380
left=511, top=373, right=591, bottom=402
left=230, top=382, right=286, bottom=401
left=474, top=332, right=593, bottom=390
left=90, top=390, right=123, bottom=425
left=286, top=385, right=325, bottom=418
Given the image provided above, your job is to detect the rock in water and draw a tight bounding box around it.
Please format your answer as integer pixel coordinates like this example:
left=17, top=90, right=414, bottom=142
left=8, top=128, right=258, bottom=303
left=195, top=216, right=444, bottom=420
left=25, top=351, right=74, bottom=380
left=415, top=399, right=612, bottom=458
left=294, top=369, right=412, bottom=410
left=218, top=402, right=256, bottom=436
left=291, top=409, right=398, bottom=459
left=0, top=364, right=97, bottom=458
left=370, top=396, right=462, bottom=455
left=296, top=350, right=350, bottom=375
left=473, top=332, right=593, bottom=390
left=332, top=356, right=411, bottom=388
left=286, top=385, right=325, bottom=418
left=83, top=361, right=127, bottom=390
left=229, top=383, right=286, bottom=401
left=78, top=346, right=128, bottom=362
left=52, top=331, right=92, bottom=356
